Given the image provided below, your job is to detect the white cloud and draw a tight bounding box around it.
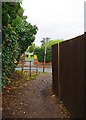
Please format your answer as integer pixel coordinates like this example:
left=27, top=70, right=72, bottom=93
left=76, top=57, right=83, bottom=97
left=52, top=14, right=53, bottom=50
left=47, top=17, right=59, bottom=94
left=21, top=0, right=85, bottom=46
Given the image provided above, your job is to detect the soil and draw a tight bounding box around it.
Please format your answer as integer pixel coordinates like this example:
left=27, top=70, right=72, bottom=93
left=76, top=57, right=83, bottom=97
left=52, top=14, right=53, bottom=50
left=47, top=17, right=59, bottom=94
left=2, top=73, right=69, bottom=119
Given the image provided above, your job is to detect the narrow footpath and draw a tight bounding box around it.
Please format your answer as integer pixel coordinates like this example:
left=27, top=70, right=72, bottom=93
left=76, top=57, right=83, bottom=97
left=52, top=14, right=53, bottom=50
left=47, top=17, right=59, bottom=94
left=2, top=73, right=69, bottom=119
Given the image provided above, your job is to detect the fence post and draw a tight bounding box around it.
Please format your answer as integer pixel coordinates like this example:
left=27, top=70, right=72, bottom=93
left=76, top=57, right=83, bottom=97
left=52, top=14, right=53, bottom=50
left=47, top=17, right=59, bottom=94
left=36, top=61, right=38, bottom=73
left=22, top=60, right=24, bottom=71
left=58, top=43, right=61, bottom=99
left=43, top=54, right=46, bottom=72
left=30, top=61, right=31, bottom=76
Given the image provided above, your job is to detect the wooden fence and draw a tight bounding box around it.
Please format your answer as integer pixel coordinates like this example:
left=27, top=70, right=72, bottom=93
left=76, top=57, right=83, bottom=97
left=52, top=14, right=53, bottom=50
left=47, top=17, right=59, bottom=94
left=52, top=34, right=86, bottom=118
left=52, top=44, right=58, bottom=96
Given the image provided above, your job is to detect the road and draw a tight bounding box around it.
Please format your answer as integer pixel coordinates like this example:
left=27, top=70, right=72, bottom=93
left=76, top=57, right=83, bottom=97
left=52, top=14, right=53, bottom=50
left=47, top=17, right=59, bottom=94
left=15, top=67, right=52, bottom=73
left=16, top=61, right=52, bottom=73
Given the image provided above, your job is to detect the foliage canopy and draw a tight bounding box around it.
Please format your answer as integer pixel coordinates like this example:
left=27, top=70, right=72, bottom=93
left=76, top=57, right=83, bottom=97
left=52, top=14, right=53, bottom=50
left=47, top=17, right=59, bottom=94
left=34, top=39, right=63, bottom=62
left=2, top=2, right=38, bottom=86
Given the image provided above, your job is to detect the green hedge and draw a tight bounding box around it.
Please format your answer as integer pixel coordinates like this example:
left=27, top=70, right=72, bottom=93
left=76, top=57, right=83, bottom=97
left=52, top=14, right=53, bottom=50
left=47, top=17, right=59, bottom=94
left=2, top=2, right=38, bottom=86
left=34, top=46, right=52, bottom=62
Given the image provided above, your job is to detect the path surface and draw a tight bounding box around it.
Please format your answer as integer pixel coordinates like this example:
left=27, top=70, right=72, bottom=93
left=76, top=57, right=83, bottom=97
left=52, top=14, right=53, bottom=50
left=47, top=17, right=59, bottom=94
left=2, top=73, right=69, bottom=119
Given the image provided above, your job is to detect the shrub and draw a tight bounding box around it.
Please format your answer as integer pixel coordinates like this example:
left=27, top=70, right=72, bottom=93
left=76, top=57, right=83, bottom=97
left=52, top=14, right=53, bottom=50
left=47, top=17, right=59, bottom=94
left=2, top=2, right=38, bottom=86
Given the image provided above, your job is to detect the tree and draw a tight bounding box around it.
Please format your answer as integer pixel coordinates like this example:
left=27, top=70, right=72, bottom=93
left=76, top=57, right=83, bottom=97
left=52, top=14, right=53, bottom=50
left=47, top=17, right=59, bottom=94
left=28, top=43, right=35, bottom=53
left=34, top=46, right=52, bottom=62
left=34, top=39, right=63, bottom=62
left=2, top=2, right=38, bottom=86
left=34, top=46, right=44, bottom=62
left=48, top=40, right=63, bottom=47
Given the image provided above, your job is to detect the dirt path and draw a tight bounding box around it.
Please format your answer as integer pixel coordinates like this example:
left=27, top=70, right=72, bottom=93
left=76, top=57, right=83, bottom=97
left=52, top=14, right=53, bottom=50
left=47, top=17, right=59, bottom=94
left=2, top=73, right=69, bottom=119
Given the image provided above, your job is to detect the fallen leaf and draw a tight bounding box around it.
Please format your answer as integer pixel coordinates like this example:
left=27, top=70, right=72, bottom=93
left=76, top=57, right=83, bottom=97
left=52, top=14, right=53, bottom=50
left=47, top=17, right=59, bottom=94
left=20, top=102, right=23, bottom=105
left=13, top=112, right=15, bottom=115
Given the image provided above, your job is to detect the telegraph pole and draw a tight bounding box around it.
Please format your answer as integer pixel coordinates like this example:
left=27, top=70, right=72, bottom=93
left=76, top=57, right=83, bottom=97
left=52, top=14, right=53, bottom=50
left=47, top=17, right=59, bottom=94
left=43, top=37, right=50, bottom=72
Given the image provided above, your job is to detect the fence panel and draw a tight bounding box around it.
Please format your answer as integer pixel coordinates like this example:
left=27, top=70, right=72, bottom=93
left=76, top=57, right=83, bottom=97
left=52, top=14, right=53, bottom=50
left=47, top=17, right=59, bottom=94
left=52, top=44, right=59, bottom=96
left=60, top=34, right=85, bottom=118
left=52, top=34, right=86, bottom=118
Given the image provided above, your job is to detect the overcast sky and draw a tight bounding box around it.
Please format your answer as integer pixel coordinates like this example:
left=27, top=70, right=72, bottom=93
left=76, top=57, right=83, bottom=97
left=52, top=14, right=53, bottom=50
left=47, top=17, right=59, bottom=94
left=21, top=0, right=85, bottom=46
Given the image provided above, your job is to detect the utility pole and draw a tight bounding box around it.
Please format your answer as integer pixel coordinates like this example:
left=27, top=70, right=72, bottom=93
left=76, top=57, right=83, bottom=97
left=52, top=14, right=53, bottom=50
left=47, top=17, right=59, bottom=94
left=43, top=37, right=50, bottom=72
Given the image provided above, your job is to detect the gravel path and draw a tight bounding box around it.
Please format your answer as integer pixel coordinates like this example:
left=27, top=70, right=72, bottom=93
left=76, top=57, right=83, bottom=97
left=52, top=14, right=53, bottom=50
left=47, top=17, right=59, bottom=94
left=2, top=73, right=69, bottom=119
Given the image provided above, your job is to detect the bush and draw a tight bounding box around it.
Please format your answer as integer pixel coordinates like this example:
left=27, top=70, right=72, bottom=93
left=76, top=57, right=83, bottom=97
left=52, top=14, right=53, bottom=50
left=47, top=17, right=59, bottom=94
left=2, top=2, right=38, bottom=86
left=34, top=46, right=52, bottom=62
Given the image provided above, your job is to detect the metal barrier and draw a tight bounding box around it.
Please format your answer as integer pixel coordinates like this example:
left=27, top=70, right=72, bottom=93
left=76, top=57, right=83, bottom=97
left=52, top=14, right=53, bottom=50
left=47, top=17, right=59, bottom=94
left=52, top=34, right=86, bottom=118
left=16, top=60, right=38, bottom=76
